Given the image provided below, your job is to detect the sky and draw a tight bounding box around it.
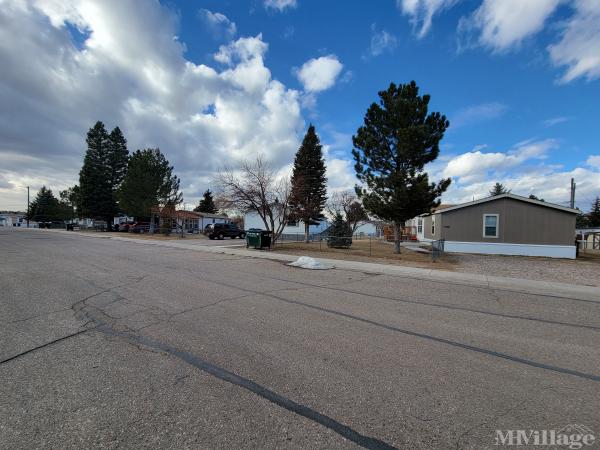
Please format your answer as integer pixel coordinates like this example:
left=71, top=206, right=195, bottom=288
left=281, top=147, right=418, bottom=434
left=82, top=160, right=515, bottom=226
left=1, top=0, right=599, bottom=212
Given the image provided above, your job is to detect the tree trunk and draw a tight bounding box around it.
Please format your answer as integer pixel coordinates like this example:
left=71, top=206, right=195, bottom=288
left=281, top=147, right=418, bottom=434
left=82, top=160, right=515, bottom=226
left=304, top=220, right=310, bottom=243
left=393, top=221, right=402, bottom=254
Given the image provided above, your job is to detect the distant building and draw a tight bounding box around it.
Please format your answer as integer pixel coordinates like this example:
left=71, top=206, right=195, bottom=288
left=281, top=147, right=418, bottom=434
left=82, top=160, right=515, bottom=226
left=244, top=212, right=378, bottom=237
left=0, top=211, right=38, bottom=228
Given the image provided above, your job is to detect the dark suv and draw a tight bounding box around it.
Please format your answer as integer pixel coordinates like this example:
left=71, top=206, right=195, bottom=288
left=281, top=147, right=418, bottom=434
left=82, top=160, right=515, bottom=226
left=204, top=223, right=246, bottom=240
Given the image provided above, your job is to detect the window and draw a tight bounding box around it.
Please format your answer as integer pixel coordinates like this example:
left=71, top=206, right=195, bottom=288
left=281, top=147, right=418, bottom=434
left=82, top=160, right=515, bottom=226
left=483, top=214, right=499, bottom=238
left=287, top=219, right=297, bottom=227
left=431, top=216, right=435, bottom=235
left=417, top=218, right=423, bottom=234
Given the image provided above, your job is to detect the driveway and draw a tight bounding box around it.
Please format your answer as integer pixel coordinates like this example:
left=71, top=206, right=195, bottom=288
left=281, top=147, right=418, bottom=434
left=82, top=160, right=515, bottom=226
left=1, top=229, right=599, bottom=449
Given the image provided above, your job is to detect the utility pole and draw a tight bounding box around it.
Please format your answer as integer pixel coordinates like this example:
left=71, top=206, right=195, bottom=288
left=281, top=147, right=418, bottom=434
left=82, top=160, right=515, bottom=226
left=570, top=178, right=576, bottom=209
left=26, top=186, right=30, bottom=228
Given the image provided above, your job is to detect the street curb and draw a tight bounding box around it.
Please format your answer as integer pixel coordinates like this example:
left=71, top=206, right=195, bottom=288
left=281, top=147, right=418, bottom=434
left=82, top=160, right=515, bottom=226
left=27, top=228, right=600, bottom=301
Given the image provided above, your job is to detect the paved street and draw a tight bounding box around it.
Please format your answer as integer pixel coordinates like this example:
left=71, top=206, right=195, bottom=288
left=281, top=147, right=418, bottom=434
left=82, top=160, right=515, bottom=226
left=1, top=229, right=599, bottom=449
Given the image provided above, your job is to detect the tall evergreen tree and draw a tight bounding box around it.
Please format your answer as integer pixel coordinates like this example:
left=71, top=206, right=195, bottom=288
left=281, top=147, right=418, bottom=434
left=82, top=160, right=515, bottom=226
left=194, top=189, right=218, bottom=213
left=589, top=196, right=600, bottom=227
left=78, top=121, right=129, bottom=227
left=118, top=148, right=182, bottom=220
left=79, top=121, right=112, bottom=221
left=108, top=127, right=129, bottom=197
left=289, top=125, right=328, bottom=242
left=353, top=81, right=450, bottom=253
left=489, top=182, right=510, bottom=196
left=27, top=186, right=69, bottom=223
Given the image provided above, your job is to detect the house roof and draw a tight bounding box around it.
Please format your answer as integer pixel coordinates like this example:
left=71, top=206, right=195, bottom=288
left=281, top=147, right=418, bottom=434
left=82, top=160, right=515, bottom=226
left=434, top=193, right=579, bottom=215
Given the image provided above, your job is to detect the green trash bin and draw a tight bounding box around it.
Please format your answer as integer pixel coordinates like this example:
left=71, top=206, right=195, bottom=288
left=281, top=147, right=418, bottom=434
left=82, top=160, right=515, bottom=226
left=259, top=230, right=272, bottom=248
left=246, top=229, right=261, bottom=249
left=246, top=229, right=271, bottom=249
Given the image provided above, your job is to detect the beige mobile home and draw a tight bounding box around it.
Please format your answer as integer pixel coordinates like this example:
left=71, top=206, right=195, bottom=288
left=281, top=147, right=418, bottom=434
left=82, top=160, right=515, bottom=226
left=416, top=193, right=578, bottom=259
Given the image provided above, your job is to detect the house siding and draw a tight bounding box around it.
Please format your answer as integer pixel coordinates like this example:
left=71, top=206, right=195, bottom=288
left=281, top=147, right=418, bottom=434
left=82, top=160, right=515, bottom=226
left=440, top=197, right=575, bottom=246
left=423, top=213, right=442, bottom=240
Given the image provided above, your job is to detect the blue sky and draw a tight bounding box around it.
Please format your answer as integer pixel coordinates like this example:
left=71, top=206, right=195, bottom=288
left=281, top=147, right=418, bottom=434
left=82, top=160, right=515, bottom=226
left=0, top=0, right=599, bottom=210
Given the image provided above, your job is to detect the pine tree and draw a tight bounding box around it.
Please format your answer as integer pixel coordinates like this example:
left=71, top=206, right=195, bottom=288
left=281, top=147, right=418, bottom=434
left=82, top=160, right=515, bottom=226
left=78, top=122, right=129, bottom=228
left=290, top=125, right=328, bottom=242
left=489, top=182, right=510, bottom=196
left=118, top=148, right=182, bottom=220
left=79, top=121, right=112, bottom=222
left=27, top=186, right=67, bottom=224
left=194, top=189, right=218, bottom=213
left=352, top=81, right=450, bottom=253
left=589, top=196, right=600, bottom=227
left=327, top=213, right=352, bottom=248
left=108, top=127, right=129, bottom=199
left=528, top=194, right=545, bottom=202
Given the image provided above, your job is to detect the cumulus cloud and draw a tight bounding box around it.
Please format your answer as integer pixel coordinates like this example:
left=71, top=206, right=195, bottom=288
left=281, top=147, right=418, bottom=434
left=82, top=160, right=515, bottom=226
left=0, top=0, right=304, bottom=210
left=264, top=0, right=297, bottom=12
left=198, top=9, right=237, bottom=40
left=428, top=138, right=600, bottom=208
left=366, top=24, right=398, bottom=58
left=457, top=0, right=560, bottom=52
left=398, top=0, right=459, bottom=38
left=450, top=102, right=508, bottom=129
left=548, top=0, right=600, bottom=83
left=442, top=139, right=556, bottom=183
left=587, top=155, right=600, bottom=169
left=296, top=55, right=343, bottom=93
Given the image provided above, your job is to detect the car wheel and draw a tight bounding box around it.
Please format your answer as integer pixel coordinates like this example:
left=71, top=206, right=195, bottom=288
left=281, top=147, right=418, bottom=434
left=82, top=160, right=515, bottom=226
left=209, top=236, right=215, bottom=240
left=240, top=233, right=246, bottom=239
left=218, top=233, right=224, bottom=240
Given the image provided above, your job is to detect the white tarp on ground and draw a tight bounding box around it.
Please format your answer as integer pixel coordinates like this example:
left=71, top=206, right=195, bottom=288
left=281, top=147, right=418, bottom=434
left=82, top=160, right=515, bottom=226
left=288, top=256, right=333, bottom=270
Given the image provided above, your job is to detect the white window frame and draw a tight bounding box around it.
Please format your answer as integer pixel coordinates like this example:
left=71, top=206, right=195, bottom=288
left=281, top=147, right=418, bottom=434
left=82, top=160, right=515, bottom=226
left=417, top=218, right=423, bottom=234
left=483, top=214, right=499, bottom=238
left=431, top=216, right=435, bottom=236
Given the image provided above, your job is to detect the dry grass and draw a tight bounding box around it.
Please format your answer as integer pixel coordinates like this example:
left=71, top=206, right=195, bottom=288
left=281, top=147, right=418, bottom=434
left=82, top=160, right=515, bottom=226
left=272, top=239, right=458, bottom=270
left=77, top=230, right=208, bottom=241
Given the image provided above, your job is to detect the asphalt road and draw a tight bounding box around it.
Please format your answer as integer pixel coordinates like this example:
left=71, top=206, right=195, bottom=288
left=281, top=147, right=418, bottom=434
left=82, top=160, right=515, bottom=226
left=1, top=229, right=599, bottom=449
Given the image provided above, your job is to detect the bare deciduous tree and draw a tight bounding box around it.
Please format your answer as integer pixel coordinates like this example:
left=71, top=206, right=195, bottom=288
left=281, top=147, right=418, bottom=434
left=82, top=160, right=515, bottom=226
left=326, top=190, right=369, bottom=234
left=214, top=156, right=291, bottom=243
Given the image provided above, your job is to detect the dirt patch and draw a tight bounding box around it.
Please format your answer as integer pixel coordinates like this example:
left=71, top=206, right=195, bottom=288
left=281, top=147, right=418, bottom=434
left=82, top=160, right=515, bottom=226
left=76, top=231, right=208, bottom=241
left=272, top=239, right=458, bottom=270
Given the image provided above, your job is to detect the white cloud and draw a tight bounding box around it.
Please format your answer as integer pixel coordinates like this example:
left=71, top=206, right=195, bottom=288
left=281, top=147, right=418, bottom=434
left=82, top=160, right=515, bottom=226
left=442, top=139, right=556, bottom=183
left=0, top=0, right=304, bottom=210
left=427, top=139, right=600, bottom=207
left=398, top=0, right=459, bottom=38
left=457, top=0, right=560, bottom=52
left=367, top=24, right=398, bottom=57
left=587, top=155, right=600, bottom=169
left=451, top=102, right=508, bottom=128
left=542, top=116, right=570, bottom=127
left=264, top=0, right=297, bottom=12
left=296, top=55, right=343, bottom=93
left=548, top=0, right=600, bottom=83
left=199, top=9, right=237, bottom=40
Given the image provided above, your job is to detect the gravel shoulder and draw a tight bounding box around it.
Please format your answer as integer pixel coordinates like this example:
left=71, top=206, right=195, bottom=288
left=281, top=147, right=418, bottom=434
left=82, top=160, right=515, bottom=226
left=452, top=251, right=600, bottom=287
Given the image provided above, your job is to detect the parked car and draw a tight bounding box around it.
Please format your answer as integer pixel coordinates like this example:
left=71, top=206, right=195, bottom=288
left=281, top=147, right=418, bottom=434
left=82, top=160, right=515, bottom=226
left=129, top=222, right=150, bottom=233
left=118, top=221, right=134, bottom=232
left=204, top=223, right=246, bottom=240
